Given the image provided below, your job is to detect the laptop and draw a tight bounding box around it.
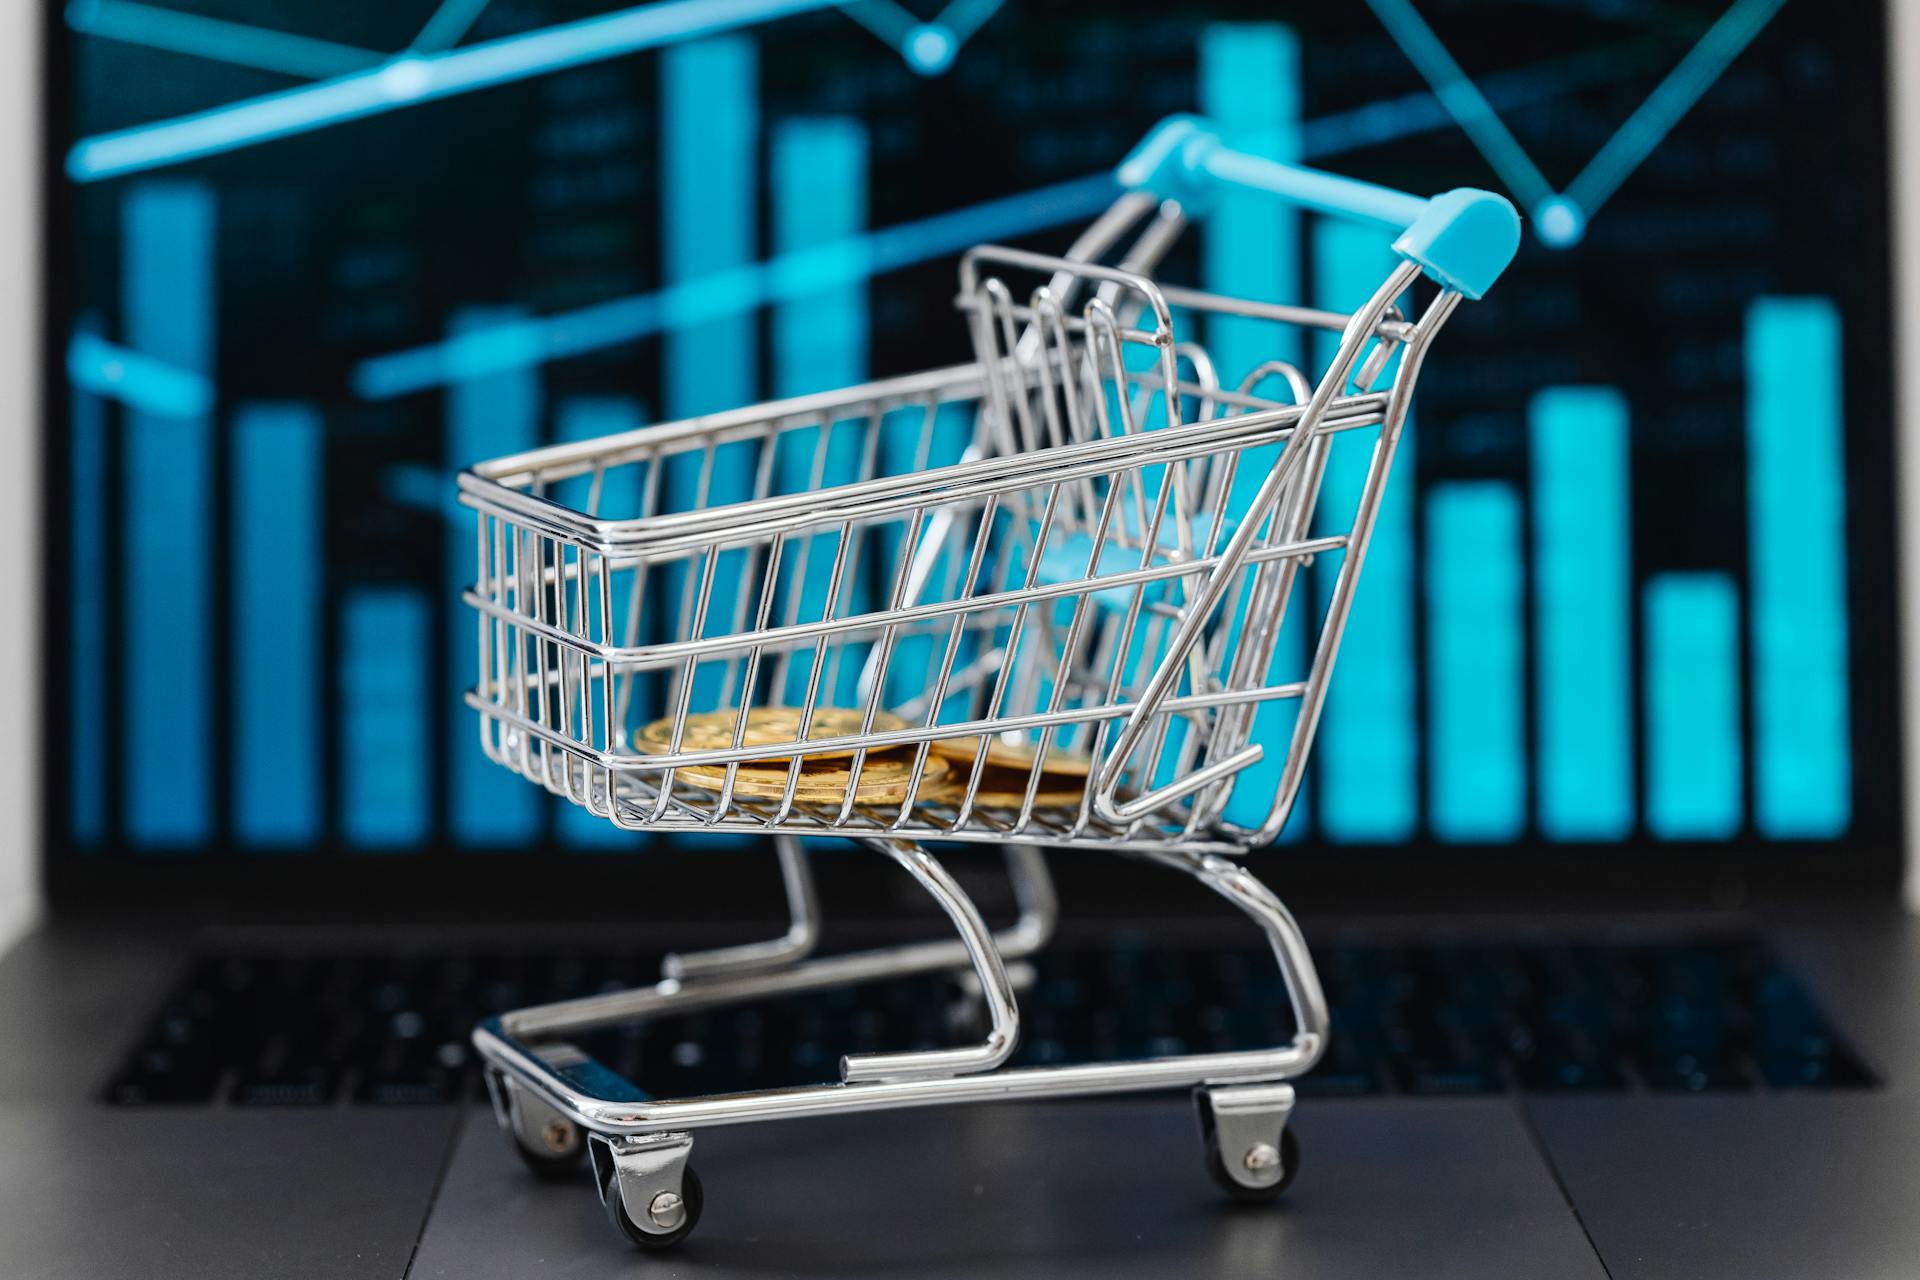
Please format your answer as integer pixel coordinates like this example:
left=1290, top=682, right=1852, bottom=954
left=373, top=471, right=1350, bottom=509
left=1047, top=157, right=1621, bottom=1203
left=5, top=2, right=1918, bottom=1277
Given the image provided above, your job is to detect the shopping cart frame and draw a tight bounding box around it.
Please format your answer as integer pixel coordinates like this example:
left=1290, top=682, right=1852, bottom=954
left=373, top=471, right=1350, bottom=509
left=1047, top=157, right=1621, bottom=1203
left=464, top=116, right=1518, bottom=1248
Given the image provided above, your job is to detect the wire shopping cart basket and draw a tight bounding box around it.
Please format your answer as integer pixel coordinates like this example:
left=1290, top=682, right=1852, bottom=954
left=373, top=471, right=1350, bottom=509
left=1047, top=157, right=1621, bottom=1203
left=462, top=115, right=1518, bottom=1249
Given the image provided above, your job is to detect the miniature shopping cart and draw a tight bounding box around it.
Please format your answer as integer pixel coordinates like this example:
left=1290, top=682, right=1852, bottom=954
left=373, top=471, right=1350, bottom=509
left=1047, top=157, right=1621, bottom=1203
left=461, top=115, right=1518, bottom=1249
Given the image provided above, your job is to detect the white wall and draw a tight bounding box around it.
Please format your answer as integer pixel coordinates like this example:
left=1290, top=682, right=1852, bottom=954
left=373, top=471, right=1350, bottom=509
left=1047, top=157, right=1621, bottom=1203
left=1897, top=0, right=1920, bottom=912
left=0, top=5, right=41, bottom=947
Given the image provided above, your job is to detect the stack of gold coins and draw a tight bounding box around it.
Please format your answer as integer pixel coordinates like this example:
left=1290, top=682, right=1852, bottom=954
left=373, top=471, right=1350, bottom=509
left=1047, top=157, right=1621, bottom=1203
left=919, top=735, right=1095, bottom=811
left=639, top=706, right=950, bottom=806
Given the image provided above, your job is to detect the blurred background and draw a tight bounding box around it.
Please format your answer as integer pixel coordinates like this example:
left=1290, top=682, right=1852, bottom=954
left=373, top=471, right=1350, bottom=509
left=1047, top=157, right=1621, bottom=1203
left=33, top=0, right=1900, bottom=870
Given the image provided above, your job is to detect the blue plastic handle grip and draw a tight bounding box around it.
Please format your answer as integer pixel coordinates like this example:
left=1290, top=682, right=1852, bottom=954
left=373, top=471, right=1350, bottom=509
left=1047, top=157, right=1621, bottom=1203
left=1116, top=114, right=1521, bottom=300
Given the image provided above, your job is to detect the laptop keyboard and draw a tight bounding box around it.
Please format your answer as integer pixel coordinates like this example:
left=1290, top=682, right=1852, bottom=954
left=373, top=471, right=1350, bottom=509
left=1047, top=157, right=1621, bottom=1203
left=102, top=936, right=1874, bottom=1106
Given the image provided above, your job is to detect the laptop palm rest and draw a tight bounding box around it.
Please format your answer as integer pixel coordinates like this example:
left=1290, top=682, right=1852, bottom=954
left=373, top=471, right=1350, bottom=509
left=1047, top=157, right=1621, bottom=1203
left=1530, top=1093, right=1920, bottom=1280
left=0, top=1106, right=458, bottom=1280
left=413, top=1098, right=1604, bottom=1278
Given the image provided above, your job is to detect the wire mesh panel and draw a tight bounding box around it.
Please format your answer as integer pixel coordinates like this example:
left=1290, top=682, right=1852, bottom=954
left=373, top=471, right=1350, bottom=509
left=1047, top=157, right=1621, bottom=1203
left=460, top=239, right=1429, bottom=853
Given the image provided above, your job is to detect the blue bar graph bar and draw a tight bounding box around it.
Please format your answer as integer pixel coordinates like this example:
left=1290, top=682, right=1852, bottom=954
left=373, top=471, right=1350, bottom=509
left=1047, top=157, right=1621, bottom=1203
left=1427, top=482, right=1525, bottom=841
left=878, top=403, right=975, bottom=715
left=773, top=117, right=867, bottom=398
left=554, top=397, right=647, bottom=849
left=663, top=37, right=757, bottom=419
left=69, top=334, right=106, bottom=847
left=773, top=115, right=869, bottom=704
left=1201, top=22, right=1301, bottom=401
left=447, top=305, right=540, bottom=846
left=342, top=588, right=430, bottom=848
left=1644, top=573, right=1743, bottom=839
left=122, top=181, right=214, bottom=847
left=662, top=37, right=758, bottom=711
left=554, top=396, right=645, bottom=519
left=1747, top=297, right=1850, bottom=837
left=1531, top=386, right=1633, bottom=839
left=1312, top=221, right=1415, bottom=842
left=232, top=403, right=322, bottom=847
left=1200, top=20, right=1308, bottom=842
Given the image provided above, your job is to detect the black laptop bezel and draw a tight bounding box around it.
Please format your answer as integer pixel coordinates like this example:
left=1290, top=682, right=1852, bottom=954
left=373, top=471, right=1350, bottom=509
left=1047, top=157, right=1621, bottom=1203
left=36, top=5, right=1906, bottom=924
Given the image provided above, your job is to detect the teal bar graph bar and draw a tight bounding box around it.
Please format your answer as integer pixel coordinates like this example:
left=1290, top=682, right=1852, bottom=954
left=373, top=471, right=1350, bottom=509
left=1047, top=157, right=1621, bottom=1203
left=447, top=305, right=540, bottom=846
left=1427, top=482, right=1525, bottom=841
left=1201, top=22, right=1301, bottom=403
left=1644, top=573, right=1743, bottom=839
left=663, top=37, right=757, bottom=418
left=773, top=117, right=867, bottom=398
left=1747, top=298, right=1850, bottom=837
left=773, top=115, right=869, bottom=704
left=554, top=396, right=645, bottom=519
left=342, top=588, right=430, bottom=848
left=233, top=403, right=322, bottom=846
left=1531, top=387, right=1633, bottom=839
left=554, top=397, right=647, bottom=850
left=662, top=37, right=758, bottom=711
left=1312, top=220, right=1416, bottom=842
left=69, top=342, right=106, bottom=846
left=877, top=403, right=975, bottom=715
left=122, top=181, right=214, bottom=847
left=1200, top=20, right=1308, bottom=842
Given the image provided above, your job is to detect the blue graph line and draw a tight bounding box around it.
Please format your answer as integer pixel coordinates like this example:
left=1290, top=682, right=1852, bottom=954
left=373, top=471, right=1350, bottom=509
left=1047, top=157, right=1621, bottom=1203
left=65, top=0, right=383, bottom=81
left=1364, top=0, right=1555, bottom=210
left=1562, top=0, right=1787, bottom=217
left=353, top=170, right=1116, bottom=398
left=66, top=0, right=841, bottom=182
left=1300, top=42, right=1660, bottom=174
left=350, top=42, right=1622, bottom=398
left=353, top=39, right=1642, bottom=398
left=834, top=0, right=1001, bottom=74
left=66, top=330, right=214, bottom=418
left=412, top=0, right=493, bottom=52
left=1367, top=0, right=1788, bottom=249
left=835, top=0, right=916, bottom=49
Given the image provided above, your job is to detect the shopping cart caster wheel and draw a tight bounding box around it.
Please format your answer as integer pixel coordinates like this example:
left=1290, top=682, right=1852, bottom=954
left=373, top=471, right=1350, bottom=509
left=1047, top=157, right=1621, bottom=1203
left=512, top=1117, right=587, bottom=1179
left=603, top=1161, right=704, bottom=1250
left=1204, top=1124, right=1300, bottom=1204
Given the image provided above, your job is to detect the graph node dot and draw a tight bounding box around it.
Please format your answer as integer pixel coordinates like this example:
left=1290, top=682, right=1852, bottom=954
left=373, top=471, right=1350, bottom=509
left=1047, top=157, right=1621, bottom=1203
left=377, top=57, right=433, bottom=103
left=904, top=24, right=958, bottom=76
left=1533, top=196, right=1586, bottom=249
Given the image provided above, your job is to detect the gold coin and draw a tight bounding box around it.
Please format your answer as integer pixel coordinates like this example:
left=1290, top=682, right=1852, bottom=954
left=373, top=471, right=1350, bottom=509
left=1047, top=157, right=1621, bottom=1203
left=929, top=733, right=1095, bottom=778
left=922, top=763, right=1088, bottom=810
left=672, top=749, right=949, bottom=806
left=641, top=705, right=909, bottom=762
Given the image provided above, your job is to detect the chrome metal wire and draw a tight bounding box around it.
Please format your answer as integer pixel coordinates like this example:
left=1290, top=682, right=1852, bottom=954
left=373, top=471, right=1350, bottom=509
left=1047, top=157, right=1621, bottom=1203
left=458, top=200, right=1452, bottom=854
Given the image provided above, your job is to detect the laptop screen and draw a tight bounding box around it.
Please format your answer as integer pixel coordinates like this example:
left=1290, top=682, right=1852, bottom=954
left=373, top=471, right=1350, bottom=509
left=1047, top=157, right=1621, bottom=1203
left=47, top=2, right=1896, bottom=864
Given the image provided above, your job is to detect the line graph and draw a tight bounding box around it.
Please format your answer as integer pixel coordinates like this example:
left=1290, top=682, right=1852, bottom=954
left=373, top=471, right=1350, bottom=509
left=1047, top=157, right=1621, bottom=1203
left=65, top=0, right=1008, bottom=182
left=65, top=1, right=1728, bottom=398
left=67, top=0, right=842, bottom=180
left=410, top=0, right=493, bottom=53
left=355, top=171, right=1114, bottom=398
left=66, top=331, right=213, bottom=418
left=352, top=39, right=1630, bottom=398
left=65, top=0, right=384, bottom=80
left=1367, top=0, right=1789, bottom=248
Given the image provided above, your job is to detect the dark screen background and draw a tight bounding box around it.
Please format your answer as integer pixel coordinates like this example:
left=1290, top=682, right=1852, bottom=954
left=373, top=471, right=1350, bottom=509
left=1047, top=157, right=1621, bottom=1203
left=48, top=0, right=1897, bottom=865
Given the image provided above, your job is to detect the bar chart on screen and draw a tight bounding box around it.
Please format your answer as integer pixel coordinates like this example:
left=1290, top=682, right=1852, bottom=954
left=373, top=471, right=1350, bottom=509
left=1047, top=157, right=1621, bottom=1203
left=58, top=3, right=1869, bottom=855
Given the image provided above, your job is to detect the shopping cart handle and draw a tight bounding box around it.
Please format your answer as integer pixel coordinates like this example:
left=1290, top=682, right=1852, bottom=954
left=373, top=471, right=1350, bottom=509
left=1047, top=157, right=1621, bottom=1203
left=1117, top=114, right=1521, bottom=300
